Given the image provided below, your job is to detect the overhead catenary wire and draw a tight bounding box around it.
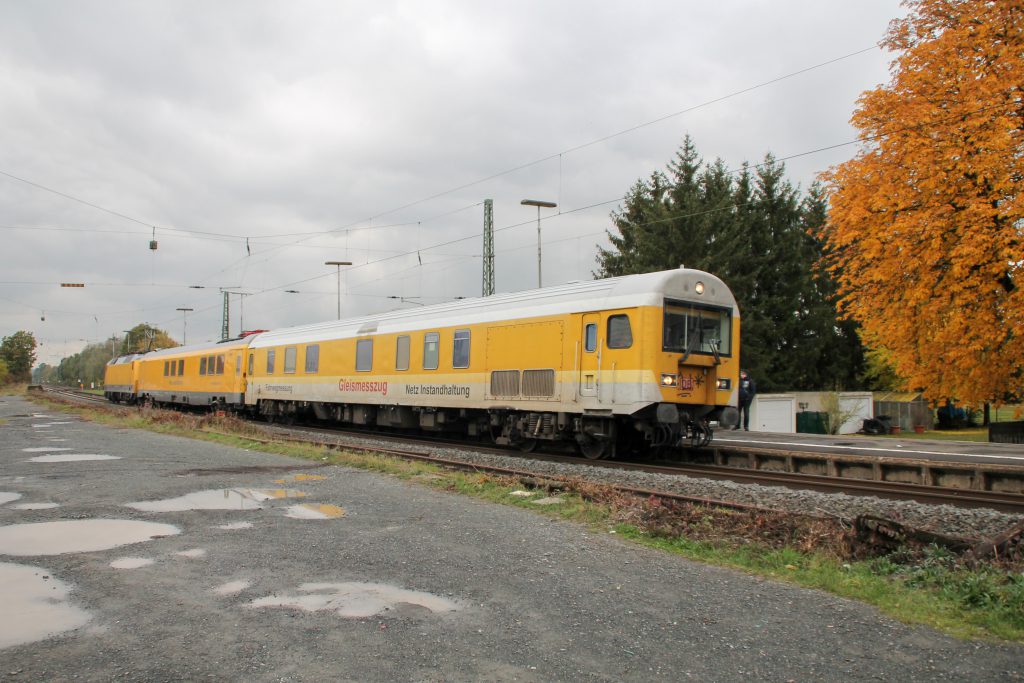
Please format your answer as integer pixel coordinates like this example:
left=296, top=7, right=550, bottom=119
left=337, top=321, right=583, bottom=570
left=6, top=41, right=919, bottom=344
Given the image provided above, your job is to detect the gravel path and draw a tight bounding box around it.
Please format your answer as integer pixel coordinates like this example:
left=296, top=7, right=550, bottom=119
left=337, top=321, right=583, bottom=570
left=2, top=395, right=1023, bottom=681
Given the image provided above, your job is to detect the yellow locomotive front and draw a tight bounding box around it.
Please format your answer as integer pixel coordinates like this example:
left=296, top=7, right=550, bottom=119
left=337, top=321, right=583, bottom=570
left=651, top=293, right=740, bottom=447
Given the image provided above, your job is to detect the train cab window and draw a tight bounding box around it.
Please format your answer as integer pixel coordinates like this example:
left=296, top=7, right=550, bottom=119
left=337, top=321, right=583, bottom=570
left=266, top=350, right=276, bottom=374
left=304, top=345, right=319, bottom=373
left=284, top=347, right=297, bottom=374
left=199, top=357, right=207, bottom=375
left=178, top=359, right=184, bottom=376
left=163, top=361, right=169, bottom=377
left=584, top=323, right=597, bottom=352
left=607, top=315, right=633, bottom=349
left=216, top=355, right=225, bottom=375
left=663, top=301, right=732, bottom=356
left=248, top=353, right=254, bottom=375
left=423, top=332, right=439, bottom=370
left=395, top=335, right=410, bottom=371
left=452, top=329, right=470, bottom=369
left=356, top=339, right=373, bottom=372
left=169, top=361, right=176, bottom=377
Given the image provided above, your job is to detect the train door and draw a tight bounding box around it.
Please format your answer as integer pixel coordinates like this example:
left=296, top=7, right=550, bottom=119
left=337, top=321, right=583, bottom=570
left=244, top=351, right=255, bottom=405
left=578, top=313, right=600, bottom=400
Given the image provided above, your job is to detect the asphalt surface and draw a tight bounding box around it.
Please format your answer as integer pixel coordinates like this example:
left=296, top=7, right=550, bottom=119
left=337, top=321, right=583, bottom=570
left=1, top=394, right=1022, bottom=682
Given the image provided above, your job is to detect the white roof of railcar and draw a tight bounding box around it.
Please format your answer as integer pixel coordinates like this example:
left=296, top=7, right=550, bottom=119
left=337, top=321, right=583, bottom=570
left=249, top=268, right=737, bottom=349
left=133, top=337, right=251, bottom=359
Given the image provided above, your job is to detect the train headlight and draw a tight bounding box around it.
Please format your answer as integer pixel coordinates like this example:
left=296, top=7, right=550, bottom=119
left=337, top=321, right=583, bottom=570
left=661, top=373, right=678, bottom=387
left=695, top=281, right=705, bottom=295
left=717, top=378, right=731, bottom=390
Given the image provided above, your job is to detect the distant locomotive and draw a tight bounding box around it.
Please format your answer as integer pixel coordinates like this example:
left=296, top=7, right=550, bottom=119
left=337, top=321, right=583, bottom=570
left=105, top=267, right=740, bottom=457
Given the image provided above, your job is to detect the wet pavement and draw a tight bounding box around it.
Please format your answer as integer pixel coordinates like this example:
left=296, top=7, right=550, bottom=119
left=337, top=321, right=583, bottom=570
left=1, top=395, right=1023, bottom=682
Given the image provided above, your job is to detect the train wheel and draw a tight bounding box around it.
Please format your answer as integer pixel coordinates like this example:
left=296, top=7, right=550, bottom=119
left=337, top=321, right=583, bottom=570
left=517, top=438, right=538, bottom=453
left=577, top=435, right=609, bottom=460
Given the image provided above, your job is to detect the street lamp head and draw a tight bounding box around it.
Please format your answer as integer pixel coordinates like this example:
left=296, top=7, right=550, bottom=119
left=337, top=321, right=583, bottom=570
left=325, top=261, right=353, bottom=266
left=521, top=199, right=557, bottom=208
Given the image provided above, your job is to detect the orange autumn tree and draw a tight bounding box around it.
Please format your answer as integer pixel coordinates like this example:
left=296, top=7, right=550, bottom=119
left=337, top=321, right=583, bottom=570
left=820, top=0, right=1024, bottom=405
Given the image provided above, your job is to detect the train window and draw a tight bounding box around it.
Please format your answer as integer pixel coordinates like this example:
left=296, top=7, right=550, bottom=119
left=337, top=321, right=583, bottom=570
left=163, top=361, right=169, bottom=377
left=423, top=332, right=439, bottom=370
left=304, top=345, right=319, bottom=373
left=607, top=315, right=633, bottom=349
left=284, top=347, right=297, bottom=374
left=216, top=355, right=225, bottom=375
left=199, top=357, right=207, bottom=375
left=584, top=323, right=597, bottom=352
left=663, top=301, right=731, bottom=356
left=395, top=335, right=410, bottom=371
left=452, top=329, right=470, bottom=369
left=178, top=359, right=184, bottom=376
left=356, top=339, right=373, bottom=372
left=248, top=353, right=254, bottom=375
left=235, top=355, right=241, bottom=376
left=266, top=350, right=276, bottom=374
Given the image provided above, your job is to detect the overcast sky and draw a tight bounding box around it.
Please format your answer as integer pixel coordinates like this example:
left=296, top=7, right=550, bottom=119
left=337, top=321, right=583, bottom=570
left=0, top=0, right=903, bottom=366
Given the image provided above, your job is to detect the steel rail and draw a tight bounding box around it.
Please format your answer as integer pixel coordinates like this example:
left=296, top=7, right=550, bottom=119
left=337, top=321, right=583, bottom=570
left=37, top=387, right=1024, bottom=514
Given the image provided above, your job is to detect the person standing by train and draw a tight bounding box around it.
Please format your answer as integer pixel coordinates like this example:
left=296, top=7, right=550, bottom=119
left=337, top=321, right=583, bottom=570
left=738, top=369, right=756, bottom=430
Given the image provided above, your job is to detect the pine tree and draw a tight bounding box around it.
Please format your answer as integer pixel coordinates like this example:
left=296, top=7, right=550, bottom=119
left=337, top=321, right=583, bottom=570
left=598, top=138, right=864, bottom=392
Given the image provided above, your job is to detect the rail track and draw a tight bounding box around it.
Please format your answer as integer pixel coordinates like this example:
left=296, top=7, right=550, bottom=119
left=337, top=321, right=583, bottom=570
left=34, top=385, right=1024, bottom=515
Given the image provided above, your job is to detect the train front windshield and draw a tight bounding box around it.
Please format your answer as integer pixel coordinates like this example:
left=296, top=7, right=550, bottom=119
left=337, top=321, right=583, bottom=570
left=663, top=301, right=732, bottom=356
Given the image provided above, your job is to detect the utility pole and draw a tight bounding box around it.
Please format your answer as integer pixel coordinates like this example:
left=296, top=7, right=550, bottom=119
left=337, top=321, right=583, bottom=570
left=176, top=307, right=194, bottom=345
left=325, top=261, right=352, bottom=320
left=482, top=199, right=494, bottom=296
left=221, top=291, right=230, bottom=340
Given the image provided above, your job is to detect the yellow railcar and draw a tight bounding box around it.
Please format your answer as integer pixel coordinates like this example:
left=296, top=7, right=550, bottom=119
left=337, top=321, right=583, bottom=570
left=103, top=354, right=144, bottom=403
left=246, top=267, right=739, bottom=457
left=135, top=339, right=251, bottom=409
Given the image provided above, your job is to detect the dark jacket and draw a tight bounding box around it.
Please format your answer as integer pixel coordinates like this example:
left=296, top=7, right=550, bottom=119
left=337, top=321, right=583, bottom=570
left=739, top=375, right=756, bottom=404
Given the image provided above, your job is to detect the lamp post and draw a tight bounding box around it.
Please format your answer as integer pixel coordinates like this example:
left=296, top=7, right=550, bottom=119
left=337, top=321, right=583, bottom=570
left=520, top=199, right=557, bottom=288
left=325, top=261, right=352, bottom=320
left=175, top=307, right=194, bottom=345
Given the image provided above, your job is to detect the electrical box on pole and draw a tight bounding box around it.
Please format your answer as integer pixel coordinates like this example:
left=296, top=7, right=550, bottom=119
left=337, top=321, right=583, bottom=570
left=482, top=199, right=494, bottom=297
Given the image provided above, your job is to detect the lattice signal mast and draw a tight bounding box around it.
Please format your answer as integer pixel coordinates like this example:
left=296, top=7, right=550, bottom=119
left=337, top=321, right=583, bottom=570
left=482, top=199, right=494, bottom=297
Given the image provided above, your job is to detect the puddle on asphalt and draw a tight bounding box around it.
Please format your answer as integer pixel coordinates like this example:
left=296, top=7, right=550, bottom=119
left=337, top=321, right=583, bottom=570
left=0, top=492, right=23, bottom=506
left=215, top=521, right=254, bottom=530
left=175, top=548, right=206, bottom=559
left=21, top=447, right=74, bottom=452
left=248, top=582, right=460, bottom=618
left=0, top=519, right=180, bottom=556
left=214, top=579, right=252, bottom=596
left=110, top=557, right=154, bottom=570
left=126, top=488, right=305, bottom=513
left=28, top=454, right=121, bottom=463
left=285, top=504, right=346, bottom=520
left=273, top=474, right=327, bottom=484
left=11, top=503, right=60, bottom=510
left=0, top=562, right=91, bottom=649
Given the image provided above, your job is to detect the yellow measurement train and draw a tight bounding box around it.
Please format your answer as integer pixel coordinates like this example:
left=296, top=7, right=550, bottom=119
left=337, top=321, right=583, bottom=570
left=105, top=267, right=740, bottom=457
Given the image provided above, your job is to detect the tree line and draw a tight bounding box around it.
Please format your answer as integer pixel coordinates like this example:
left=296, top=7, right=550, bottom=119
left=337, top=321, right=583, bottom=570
left=32, top=324, right=177, bottom=388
